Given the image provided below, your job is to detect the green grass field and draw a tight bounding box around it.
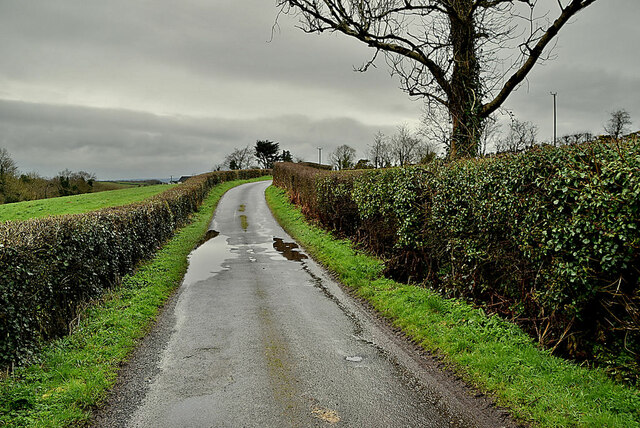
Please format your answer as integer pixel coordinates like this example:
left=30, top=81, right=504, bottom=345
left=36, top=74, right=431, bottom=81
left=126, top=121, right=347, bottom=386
left=0, top=184, right=173, bottom=222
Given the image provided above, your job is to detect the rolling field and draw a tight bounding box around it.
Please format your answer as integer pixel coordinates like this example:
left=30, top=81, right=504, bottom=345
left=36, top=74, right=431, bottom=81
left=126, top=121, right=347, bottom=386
left=0, top=184, right=174, bottom=222
left=91, top=181, right=138, bottom=192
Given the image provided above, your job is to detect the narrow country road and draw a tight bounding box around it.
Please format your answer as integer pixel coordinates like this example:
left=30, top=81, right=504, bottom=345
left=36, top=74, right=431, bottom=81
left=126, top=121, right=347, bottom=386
left=92, top=181, right=515, bottom=428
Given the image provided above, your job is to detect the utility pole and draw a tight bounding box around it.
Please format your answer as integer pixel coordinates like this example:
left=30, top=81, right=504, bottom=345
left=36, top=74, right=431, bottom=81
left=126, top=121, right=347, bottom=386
left=550, top=92, right=557, bottom=146
left=317, top=147, right=322, bottom=165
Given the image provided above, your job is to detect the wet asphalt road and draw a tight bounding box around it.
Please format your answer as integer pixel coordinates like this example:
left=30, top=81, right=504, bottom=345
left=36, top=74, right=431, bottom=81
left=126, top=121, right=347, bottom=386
left=93, top=181, right=514, bottom=428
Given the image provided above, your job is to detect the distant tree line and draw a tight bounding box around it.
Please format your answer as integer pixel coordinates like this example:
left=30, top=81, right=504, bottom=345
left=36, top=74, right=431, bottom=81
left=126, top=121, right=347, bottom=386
left=0, top=148, right=96, bottom=204
left=216, top=108, right=634, bottom=174
left=429, top=108, right=636, bottom=157
left=356, top=125, right=437, bottom=171
left=326, top=108, right=635, bottom=171
left=320, top=126, right=439, bottom=171
left=217, top=140, right=293, bottom=171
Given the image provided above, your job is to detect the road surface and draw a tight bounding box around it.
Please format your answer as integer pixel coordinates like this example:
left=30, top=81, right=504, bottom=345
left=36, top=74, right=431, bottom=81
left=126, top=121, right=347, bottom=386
left=92, top=181, right=514, bottom=428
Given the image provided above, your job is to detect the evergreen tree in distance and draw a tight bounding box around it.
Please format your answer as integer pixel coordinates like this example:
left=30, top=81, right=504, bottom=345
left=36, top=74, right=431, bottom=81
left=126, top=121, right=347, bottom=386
left=255, top=140, right=280, bottom=169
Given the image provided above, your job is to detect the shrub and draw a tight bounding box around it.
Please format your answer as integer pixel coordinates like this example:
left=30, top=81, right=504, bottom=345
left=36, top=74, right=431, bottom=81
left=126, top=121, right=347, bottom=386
left=0, top=169, right=268, bottom=368
left=273, top=140, right=640, bottom=382
left=272, top=162, right=329, bottom=218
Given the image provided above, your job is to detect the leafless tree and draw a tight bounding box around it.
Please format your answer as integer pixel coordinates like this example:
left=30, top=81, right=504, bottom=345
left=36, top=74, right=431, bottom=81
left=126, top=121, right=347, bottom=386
left=224, top=146, right=253, bottom=170
left=277, top=0, right=598, bottom=158
left=604, top=109, right=632, bottom=140
left=0, top=148, right=18, bottom=198
left=369, top=131, right=392, bottom=168
left=0, top=148, right=17, bottom=181
left=74, top=171, right=96, bottom=183
left=414, top=140, right=439, bottom=163
left=478, top=113, right=502, bottom=155
left=420, top=105, right=451, bottom=154
left=391, top=125, right=424, bottom=166
left=496, top=118, right=538, bottom=153
left=559, top=131, right=593, bottom=146
left=330, top=144, right=357, bottom=170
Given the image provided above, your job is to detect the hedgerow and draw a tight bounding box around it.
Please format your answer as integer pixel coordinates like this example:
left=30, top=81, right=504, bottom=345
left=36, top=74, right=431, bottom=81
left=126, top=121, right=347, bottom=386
left=273, top=161, right=330, bottom=217
left=0, top=169, right=268, bottom=369
left=273, top=139, right=640, bottom=382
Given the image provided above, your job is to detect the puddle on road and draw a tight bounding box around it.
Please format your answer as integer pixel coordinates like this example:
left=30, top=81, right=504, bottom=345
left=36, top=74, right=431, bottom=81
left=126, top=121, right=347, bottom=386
left=269, top=238, right=365, bottom=339
left=181, top=229, right=234, bottom=286
left=272, top=238, right=308, bottom=262
left=196, top=229, right=220, bottom=247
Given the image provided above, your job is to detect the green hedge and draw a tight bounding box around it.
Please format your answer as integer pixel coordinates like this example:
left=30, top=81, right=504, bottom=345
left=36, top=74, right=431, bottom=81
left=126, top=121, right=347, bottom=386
left=273, top=140, right=640, bottom=382
left=0, top=169, right=268, bottom=369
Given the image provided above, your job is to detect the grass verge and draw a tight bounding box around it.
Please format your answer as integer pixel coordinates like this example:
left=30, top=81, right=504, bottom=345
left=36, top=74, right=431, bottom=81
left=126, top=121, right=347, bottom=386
left=265, top=185, right=640, bottom=427
left=0, top=184, right=173, bottom=222
left=0, top=176, right=270, bottom=427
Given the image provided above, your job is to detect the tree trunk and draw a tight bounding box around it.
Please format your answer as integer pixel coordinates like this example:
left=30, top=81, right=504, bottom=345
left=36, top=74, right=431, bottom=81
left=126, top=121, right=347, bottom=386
left=447, top=0, right=482, bottom=159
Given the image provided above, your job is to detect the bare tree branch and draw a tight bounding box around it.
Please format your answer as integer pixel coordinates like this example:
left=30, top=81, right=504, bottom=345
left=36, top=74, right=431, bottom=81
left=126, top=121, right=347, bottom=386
left=481, top=0, right=597, bottom=117
left=278, top=0, right=599, bottom=158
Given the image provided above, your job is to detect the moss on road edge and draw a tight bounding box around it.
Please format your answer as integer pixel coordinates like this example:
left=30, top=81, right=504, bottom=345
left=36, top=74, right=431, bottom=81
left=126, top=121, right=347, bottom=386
left=0, top=177, right=270, bottom=427
left=265, top=184, right=640, bottom=428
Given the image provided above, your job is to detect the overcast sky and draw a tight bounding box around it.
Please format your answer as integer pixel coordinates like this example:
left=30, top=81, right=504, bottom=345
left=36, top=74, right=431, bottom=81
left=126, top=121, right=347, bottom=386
left=1, top=0, right=638, bottom=179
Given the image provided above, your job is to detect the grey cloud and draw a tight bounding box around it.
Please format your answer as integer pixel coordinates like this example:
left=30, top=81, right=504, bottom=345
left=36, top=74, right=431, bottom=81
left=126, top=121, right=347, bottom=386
left=0, top=99, right=389, bottom=179
left=0, top=0, right=387, bottom=91
left=0, top=0, right=638, bottom=175
left=1, top=0, right=418, bottom=134
left=504, top=64, right=640, bottom=141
